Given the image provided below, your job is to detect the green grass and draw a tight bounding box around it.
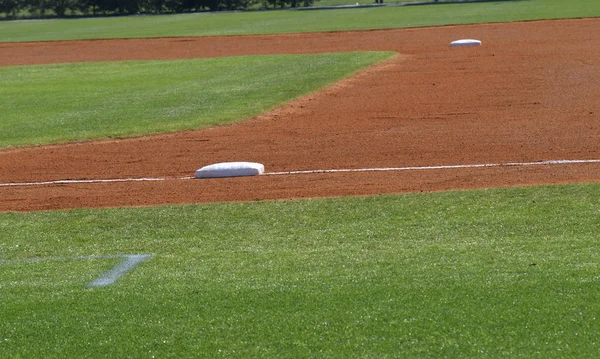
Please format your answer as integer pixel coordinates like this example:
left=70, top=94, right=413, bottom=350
left=3, top=2, right=600, bottom=357
left=1, top=183, right=600, bottom=357
left=1, top=0, right=600, bottom=42
left=312, top=0, right=449, bottom=7
left=0, top=51, right=393, bottom=148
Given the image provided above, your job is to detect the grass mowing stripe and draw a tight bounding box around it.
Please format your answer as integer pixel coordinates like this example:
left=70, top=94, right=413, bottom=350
left=1, top=0, right=600, bottom=42
left=1, top=183, right=600, bottom=357
left=0, top=52, right=393, bottom=148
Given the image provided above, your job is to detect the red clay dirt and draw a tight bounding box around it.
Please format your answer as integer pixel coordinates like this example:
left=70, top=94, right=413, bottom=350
left=1, top=18, right=600, bottom=212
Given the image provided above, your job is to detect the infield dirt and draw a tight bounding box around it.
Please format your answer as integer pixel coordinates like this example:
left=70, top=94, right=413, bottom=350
left=1, top=18, right=599, bottom=211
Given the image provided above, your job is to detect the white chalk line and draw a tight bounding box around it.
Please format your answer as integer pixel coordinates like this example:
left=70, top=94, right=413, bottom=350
left=0, top=176, right=194, bottom=187
left=0, top=254, right=153, bottom=288
left=265, top=159, right=600, bottom=176
left=0, top=159, right=599, bottom=187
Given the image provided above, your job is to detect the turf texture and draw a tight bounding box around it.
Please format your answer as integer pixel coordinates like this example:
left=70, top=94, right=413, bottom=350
left=1, top=0, right=599, bottom=42
left=1, top=184, right=600, bottom=357
left=0, top=52, right=393, bottom=148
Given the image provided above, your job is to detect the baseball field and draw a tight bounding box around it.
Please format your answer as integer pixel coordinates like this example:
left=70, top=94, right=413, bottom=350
left=1, top=0, right=600, bottom=357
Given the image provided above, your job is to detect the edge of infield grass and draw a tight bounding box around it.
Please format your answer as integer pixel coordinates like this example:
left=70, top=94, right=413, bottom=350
left=0, top=51, right=395, bottom=149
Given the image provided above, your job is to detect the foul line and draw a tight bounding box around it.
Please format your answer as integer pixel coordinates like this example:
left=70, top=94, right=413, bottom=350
left=0, top=177, right=194, bottom=188
left=264, top=159, right=600, bottom=176
left=0, top=159, right=599, bottom=187
left=0, top=254, right=153, bottom=288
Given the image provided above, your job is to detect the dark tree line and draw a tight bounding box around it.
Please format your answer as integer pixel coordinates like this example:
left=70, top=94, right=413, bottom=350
left=1, top=0, right=313, bottom=18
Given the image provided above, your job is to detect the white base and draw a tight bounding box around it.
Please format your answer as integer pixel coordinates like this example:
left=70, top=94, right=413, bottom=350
left=195, top=162, right=265, bottom=178
left=450, top=39, right=482, bottom=47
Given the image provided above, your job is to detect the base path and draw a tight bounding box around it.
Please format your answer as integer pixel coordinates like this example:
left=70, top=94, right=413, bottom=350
left=1, top=19, right=599, bottom=211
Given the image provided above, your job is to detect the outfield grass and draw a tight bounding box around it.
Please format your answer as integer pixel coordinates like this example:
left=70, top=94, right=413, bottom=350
left=0, top=52, right=393, bottom=148
left=1, top=0, right=599, bottom=42
left=312, top=0, right=419, bottom=6
left=1, top=183, right=600, bottom=357
left=312, top=0, right=458, bottom=7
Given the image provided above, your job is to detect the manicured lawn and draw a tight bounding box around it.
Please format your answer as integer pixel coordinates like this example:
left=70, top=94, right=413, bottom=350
left=2, top=1, right=600, bottom=357
left=313, top=0, right=451, bottom=7
left=1, top=0, right=599, bottom=42
left=0, top=52, right=393, bottom=148
left=1, top=183, right=600, bottom=357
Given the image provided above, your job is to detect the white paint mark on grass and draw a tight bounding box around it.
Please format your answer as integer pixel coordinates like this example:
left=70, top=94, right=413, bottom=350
left=0, top=254, right=153, bottom=288
left=0, top=159, right=599, bottom=187
left=88, top=254, right=152, bottom=288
